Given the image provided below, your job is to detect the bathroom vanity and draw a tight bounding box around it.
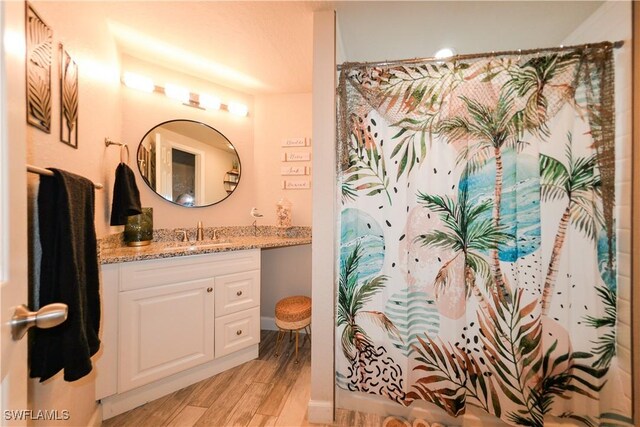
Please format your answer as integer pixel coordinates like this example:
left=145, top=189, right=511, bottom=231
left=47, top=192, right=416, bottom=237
left=95, top=231, right=310, bottom=418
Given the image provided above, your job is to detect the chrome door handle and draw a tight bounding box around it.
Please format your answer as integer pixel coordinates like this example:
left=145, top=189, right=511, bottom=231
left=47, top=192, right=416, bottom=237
left=11, top=303, right=68, bottom=341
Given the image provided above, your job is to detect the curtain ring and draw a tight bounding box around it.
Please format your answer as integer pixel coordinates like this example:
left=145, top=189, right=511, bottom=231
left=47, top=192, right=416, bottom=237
left=120, top=144, right=130, bottom=164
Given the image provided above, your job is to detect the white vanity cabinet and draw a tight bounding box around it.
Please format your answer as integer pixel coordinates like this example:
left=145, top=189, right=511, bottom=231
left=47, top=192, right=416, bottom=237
left=118, top=277, right=215, bottom=392
left=97, top=249, right=261, bottom=419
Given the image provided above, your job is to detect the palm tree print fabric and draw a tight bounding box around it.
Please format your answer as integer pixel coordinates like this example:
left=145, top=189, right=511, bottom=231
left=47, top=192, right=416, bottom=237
left=336, top=43, right=632, bottom=426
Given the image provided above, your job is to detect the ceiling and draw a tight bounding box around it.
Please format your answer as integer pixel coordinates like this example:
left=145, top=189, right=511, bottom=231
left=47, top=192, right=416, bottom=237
left=102, top=1, right=605, bottom=96
left=336, top=1, right=605, bottom=63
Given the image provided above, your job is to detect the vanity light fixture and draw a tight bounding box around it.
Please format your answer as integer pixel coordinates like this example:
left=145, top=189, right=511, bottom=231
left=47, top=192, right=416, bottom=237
left=228, top=102, right=249, bottom=117
left=121, top=72, right=248, bottom=117
left=122, top=72, right=155, bottom=93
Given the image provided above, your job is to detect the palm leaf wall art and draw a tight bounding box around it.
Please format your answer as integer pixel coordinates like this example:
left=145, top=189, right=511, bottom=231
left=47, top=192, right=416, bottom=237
left=25, top=3, right=52, bottom=133
left=60, top=45, right=78, bottom=148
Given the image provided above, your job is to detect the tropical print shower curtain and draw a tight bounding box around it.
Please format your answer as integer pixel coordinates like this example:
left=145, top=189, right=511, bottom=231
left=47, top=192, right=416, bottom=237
left=336, top=43, right=631, bottom=426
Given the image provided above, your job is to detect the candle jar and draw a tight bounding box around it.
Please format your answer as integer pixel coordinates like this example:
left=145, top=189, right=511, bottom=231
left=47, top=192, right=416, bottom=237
left=276, top=198, right=292, bottom=228
left=125, top=207, right=153, bottom=246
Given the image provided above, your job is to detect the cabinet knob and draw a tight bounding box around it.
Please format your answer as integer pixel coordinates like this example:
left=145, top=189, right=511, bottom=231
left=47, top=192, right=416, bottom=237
left=207, top=287, right=213, bottom=293
left=236, top=329, right=242, bottom=336
left=236, top=290, right=243, bottom=297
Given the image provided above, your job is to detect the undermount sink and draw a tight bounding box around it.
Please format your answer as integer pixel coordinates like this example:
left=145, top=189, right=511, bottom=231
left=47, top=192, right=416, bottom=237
left=160, top=240, right=231, bottom=252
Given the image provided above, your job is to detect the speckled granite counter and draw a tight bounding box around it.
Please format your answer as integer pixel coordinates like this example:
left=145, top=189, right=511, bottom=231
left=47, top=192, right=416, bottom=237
left=99, top=226, right=311, bottom=264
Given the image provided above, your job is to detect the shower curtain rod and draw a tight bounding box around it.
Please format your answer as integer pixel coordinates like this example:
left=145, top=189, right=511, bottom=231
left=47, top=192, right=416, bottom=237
left=337, top=40, right=624, bottom=70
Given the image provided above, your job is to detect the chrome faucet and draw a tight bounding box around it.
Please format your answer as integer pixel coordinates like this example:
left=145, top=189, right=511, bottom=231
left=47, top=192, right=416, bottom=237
left=196, top=221, right=205, bottom=241
left=176, top=230, right=188, bottom=242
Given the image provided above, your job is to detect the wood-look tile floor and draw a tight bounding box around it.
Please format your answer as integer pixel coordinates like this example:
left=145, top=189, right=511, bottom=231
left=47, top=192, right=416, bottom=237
left=103, top=330, right=385, bottom=427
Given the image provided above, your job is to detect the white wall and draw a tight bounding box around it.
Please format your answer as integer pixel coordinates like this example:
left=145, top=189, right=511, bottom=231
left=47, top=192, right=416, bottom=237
left=260, top=245, right=312, bottom=329
left=26, top=1, right=122, bottom=426
left=562, top=0, right=633, bottom=414
left=254, top=93, right=313, bottom=226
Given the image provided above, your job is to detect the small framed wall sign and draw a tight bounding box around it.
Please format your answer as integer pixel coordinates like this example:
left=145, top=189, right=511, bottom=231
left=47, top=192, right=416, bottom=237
left=25, top=2, right=53, bottom=133
left=281, top=137, right=311, bottom=147
left=281, top=180, right=311, bottom=190
left=281, top=165, right=310, bottom=176
left=281, top=137, right=308, bottom=147
left=281, top=152, right=311, bottom=162
left=60, top=45, right=78, bottom=148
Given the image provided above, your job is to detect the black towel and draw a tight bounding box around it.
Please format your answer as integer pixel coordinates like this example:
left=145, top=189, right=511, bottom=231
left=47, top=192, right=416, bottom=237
left=110, top=163, right=141, bottom=226
left=30, top=169, right=101, bottom=382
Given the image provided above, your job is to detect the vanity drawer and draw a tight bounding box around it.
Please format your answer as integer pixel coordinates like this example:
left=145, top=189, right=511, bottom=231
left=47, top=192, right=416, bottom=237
left=120, top=249, right=260, bottom=291
left=215, top=307, right=260, bottom=358
left=215, top=270, right=260, bottom=317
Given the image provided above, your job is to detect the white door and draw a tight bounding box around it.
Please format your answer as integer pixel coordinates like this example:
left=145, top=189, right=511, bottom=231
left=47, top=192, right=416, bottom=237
left=155, top=133, right=173, bottom=201
left=1, top=1, right=29, bottom=424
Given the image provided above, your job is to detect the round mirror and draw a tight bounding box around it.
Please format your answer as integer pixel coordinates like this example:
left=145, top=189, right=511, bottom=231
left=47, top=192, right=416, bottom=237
left=137, top=120, right=241, bottom=207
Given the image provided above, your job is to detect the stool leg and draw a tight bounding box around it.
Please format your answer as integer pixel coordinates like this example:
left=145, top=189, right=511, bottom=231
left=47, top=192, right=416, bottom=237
left=294, top=329, right=300, bottom=364
left=289, top=329, right=293, bottom=342
left=274, top=328, right=285, bottom=358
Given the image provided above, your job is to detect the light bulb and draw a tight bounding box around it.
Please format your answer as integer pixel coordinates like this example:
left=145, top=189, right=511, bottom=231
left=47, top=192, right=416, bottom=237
left=122, top=72, right=154, bottom=93
left=228, top=102, right=248, bottom=117
left=199, top=93, right=221, bottom=110
left=164, top=83, right=190, bottom=103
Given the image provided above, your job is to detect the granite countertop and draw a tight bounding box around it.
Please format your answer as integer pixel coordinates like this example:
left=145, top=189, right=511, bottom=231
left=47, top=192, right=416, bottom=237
left=99, top=226, right=311, bottom=264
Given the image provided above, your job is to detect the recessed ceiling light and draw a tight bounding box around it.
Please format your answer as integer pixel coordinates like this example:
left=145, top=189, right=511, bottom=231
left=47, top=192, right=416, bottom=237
left=434, top=48, right=456, bottom=60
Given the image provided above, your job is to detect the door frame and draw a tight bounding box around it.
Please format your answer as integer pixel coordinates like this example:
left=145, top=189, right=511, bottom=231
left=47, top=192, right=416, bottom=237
left=631, top=1, right=639, bottom=421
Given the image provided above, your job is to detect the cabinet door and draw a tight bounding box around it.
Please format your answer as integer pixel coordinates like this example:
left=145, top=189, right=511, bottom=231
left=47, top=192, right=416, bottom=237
left=215, top=307, right=260, bottom=358
left=215, top=270, right=260, bottom=317
left=119, top=278, right=214, bottom=393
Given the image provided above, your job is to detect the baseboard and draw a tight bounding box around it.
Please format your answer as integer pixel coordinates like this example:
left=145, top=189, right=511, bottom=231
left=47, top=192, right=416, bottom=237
left=261, top=316, right=277, bottom=331
left=101, top=345, right=258, bottom=420
left=307, top=399, right=334, bottom=424
left=88, top=404, right=102, bottom=427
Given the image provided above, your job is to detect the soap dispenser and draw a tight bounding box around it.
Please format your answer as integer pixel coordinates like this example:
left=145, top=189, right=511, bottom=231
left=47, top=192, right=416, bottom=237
left=276, top=197, right=292, bottom=228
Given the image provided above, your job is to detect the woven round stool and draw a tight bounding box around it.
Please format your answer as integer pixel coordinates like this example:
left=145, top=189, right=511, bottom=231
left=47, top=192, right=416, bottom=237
left=274, top=295, right=311, bottom=363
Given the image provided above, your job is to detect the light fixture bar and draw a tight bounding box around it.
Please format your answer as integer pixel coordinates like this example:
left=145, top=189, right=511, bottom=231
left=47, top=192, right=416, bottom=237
left=121, top=72, right=248, bottom=117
